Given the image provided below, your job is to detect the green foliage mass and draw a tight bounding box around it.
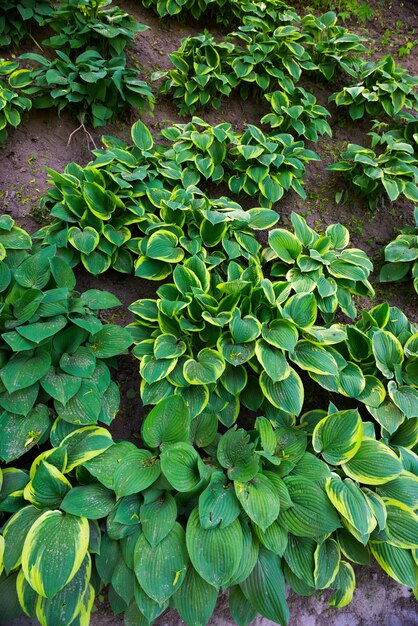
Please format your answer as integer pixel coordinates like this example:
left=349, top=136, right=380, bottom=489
left=42, top=0, right=148, bottom=56
left=8, top=51, right=154, bottom=128
left=329, top=128, right=418, bottom=209
left=380, top=207, right=418, bottom=293
left=0, top=216, right=132, bottom=464
left=0, top=0, right=52, bottom=47
left=0, top=60, right=32, bottom=145
left=0, top=0, right=418, bottom=625
left=154, top=11, right=367, bottom=114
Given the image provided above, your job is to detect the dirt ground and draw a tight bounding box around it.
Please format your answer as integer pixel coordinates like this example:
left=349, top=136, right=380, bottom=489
left=2, top=0, right=418, bottom=624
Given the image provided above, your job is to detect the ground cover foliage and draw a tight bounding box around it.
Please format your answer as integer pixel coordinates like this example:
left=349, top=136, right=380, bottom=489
left=0, top=0, right=417, bottom=625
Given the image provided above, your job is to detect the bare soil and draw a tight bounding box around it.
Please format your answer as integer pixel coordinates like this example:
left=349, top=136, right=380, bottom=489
left=2, top=0, right=418, bottom=624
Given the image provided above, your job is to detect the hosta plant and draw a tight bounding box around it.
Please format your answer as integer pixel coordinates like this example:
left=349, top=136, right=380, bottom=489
left=80, top=398, right=418, bottom=623
left=262, top=86, right=332, bottom=142
left=380, top=207, right=418, bottom=292
left=0, top=216, right=132, bottom=463
left=154, top=23, right=315, bottom=115
left=141, top=0, right=295, bottom=26
left=160, top=117, right=237, bottom=185
left=128, top=218, right=373, bottom=416
left=35, top=180, right=278, bottom=281
left=264, top=212, right=374, bottom=321
left=42, top=0, right=148, bottom=56
left=2, top=394, right=416, bottom=626
left=0, top=427, right=113, bottom=625
left=227, top=126, right=320, bottom=206
left=328, top=132, right=418, bottom=208
left=329, top=54, right=418, bottom=120
left=154, top=31, right=238, bottom=116
left=322, top=301, right=418, bottom=449
left=34, top=120, right=280, bottom=276
left=231, top=20, right=315, bottom=90
left=300, top=11, right=367, bottom=79
left=11, top=51, right=154, bottom=127
left=0, top=60, right=32, bottom=145
left=0, top=0, right=52, bottom=47
left=370, top=116, right=418, bottom=156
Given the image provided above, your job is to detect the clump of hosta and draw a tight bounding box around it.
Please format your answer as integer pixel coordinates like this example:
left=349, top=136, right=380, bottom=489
left=128, top=213, right=375, bottom=421
left=0, top=0, right=52, bottom=47
left=0, top=60, right=32, bottom=146
left=329, top=129, right=418, bottom=209
left=329, top=54, right=418, bottom=121
left=1, top=394, right=416, bottom=626
left=0, top=215, right=132, bottom=462
left=262, top=86, right=332, bottom=142
left=35, top=120, right=280, bottom=276
left=263, top=212, right=374, bottom=321
left=380, top=207, right=418, bottom=292
left=300, top=11, right=368, bottom=80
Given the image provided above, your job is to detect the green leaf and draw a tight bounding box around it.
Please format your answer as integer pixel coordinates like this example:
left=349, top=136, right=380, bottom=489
left=55, top=380, right=101, bottom=425
left=161, top=442, right=207, bottom=492
left=372, top=330, right=404, bottom=379
left=131, top=120, right=153, bottom=151
left=24, top=460, right=71, bottom=509
left=229, top=586, right=257, bottom=626
left=259, top=368, right=304, bottom=415
left=377, top=472, right=418, bottom=510
left=134, top=523, right=188, bottom=604
left=384, top=498, right=418, bottom=549
left=35, top=554, right=91, bottom=626
left=0, top=404, right=50, bottom=463
left=342, top=438, right=402, bottom=485
left=325, top=477, right=376, bottom=539
left=41, top=367, right=82, bottom=406
left=198, top=471, right=240, bottom=530
left=113, top=449, right=160, bottom=497
left=284, top=534, right=316, bottom=588
left=329, top=561, right=355, bottom=608
left=269, top=229, right=302, bottom=263
left=61, top=484, right=116, bottom=519
left=312, top=409, right=363, bottom=465
left=60, top=425, right=113, bottom=472
left=147, top=230, right=184, bottom=263
left=217, top=428, right=259, bottom=482
left=1, top=350, right=51, bottom=394
left=283, top=293, right=317, bottom=328
left=314, top=538, right=340, bottom=590
left=82, top=290, right=122, bottom=310
left=3, top=506, right=42, bottom=573
left=235, top=474, right=281, bottom=531
left=186, top=507, right=243, bottom=589
left=262, top=320, right=298, bottom=352
left=154, top=334, right=186, bottom=360
left=230, top=312, right=261, bottom=343
left=291, top=341, right=339, bottom=376
left=82, top=441, right=136, bottom=488
left=22, top=511, right=89, bottom=599
left=142, top=395, right=190, bottom=448
left=281, top=476, right=341, bottom=538
left=370, top=541, right=418, bottom=588
left=60, top=348, right=96, bottom=378
left=388, top=381, right=418, bottom=418
left=89, top=325, right=132, bottom=358
left=172, top=566, right=217, bottom=626
left=255, top=340, right=290, bottom=382
left=141, top=492, right=177, bottom=547
left=240, top=546, right=289, bottom=625
left=68, top=227, right=99, bottom=255
left=183, top=349, right=225, bottom=385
